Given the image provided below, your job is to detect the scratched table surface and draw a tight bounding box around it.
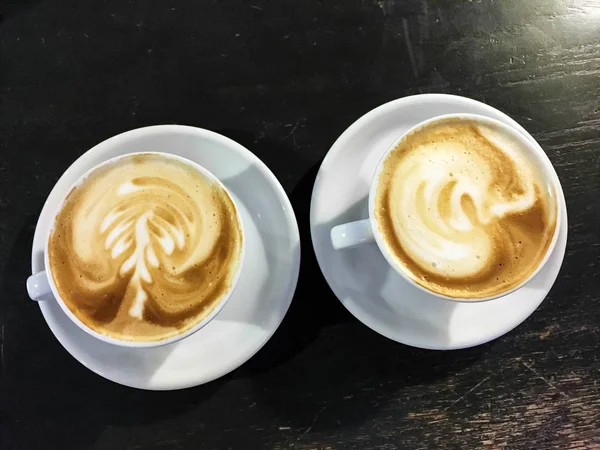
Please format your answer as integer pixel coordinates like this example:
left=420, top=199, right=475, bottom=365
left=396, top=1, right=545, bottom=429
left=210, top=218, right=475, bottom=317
left=1, top=0, right=600, bottom=449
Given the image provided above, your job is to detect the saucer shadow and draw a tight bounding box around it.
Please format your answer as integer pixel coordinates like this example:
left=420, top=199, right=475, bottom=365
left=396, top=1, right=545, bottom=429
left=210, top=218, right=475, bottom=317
left=215, top=131, right=357, bottom=373
left=237, top=159, right=493, bottom=432
left=239, top=161, right=354, bottom=374
left=1, top=214, right=226, bottom=449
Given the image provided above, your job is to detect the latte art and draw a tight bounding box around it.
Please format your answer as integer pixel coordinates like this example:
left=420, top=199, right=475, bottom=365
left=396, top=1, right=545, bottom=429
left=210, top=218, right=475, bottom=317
left=48, top=154, right=243, bottom=341
left=374, top=118, right=557, bottom=298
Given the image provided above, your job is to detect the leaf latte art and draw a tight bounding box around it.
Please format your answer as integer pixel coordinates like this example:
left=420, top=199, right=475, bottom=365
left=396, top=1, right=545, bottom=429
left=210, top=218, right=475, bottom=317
left=374, top=118, right=557, bottom=299
left=49, top=154, right=243, bottom=342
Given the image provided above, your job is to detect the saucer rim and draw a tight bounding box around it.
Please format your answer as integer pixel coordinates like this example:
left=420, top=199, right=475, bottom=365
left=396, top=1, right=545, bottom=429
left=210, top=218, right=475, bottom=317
left=309, top=93, right=568, bottom=350
left=32, top=124, right=301, bottom=389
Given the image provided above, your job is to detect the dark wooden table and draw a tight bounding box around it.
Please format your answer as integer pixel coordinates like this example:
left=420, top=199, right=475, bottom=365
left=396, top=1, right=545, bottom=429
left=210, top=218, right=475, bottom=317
left=2, top=1, right=600, bottom=449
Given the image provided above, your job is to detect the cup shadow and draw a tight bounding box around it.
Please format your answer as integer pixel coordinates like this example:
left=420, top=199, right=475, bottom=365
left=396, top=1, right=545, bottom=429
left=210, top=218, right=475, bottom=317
left=216, top=162, right=300, bottom=332
left=214, top=130, right=358, bottom=376
left=310, top=159, right=460, bottom=349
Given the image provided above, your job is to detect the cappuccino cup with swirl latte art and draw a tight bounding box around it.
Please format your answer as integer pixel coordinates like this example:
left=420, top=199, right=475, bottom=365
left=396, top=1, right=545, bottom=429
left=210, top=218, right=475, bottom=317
left=331, top=114, right=561, bottom=301
left=27, top=152, right=244, bottom=346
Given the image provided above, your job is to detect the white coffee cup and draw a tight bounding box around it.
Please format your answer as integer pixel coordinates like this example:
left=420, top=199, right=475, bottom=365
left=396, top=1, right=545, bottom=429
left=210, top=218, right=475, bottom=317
left=330, top=113, right=561, bottom=302
left=26, top=151, right=245, bottom=348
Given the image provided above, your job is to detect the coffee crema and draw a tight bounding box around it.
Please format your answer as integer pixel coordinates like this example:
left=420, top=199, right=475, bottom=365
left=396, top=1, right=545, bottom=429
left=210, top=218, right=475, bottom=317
left=48, top=154, right=243, bottom=341
left=374, top=118, right=557, bottom=299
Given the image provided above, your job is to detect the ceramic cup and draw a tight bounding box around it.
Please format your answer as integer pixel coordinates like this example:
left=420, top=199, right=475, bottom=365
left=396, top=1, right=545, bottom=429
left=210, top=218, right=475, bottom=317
left=26, top=151, right=245, bottom=347
left=330, top=113, right=561, bottom=302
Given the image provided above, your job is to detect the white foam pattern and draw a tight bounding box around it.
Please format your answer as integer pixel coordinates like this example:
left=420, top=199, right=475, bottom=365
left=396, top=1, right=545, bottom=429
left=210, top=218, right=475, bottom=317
left=66, top=155, right=233, bottom=318
left=379, top=122, right=539, bottom=279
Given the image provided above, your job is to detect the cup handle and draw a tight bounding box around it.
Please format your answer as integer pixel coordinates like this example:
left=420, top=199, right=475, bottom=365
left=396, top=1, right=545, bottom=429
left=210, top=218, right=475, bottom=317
left=330, top=219, right=375, bottom=250
left=27, top=271, right=53, bottom=301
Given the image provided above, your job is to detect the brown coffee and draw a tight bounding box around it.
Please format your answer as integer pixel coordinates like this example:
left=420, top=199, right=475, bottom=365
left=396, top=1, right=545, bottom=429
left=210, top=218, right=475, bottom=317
left=374, top=117, right=557, bottom=299
left=48, top=153, right=243, bottom=341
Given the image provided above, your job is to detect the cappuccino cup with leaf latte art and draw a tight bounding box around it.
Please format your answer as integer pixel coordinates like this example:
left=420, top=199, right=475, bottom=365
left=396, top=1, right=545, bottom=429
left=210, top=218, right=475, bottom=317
left=27, top=152, right=244, bottom=346
left=331, top=114, right=560, bottom=301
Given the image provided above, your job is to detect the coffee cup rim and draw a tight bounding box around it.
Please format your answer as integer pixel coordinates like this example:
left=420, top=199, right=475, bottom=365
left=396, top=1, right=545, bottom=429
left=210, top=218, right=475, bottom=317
left=43, top=151, right=246, bottom=348
left=367, top=112, right=562, bottom=303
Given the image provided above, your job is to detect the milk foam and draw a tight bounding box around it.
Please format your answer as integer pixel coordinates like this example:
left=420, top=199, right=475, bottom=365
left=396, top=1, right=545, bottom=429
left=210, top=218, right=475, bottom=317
left=48, top=154, right=243, bottom=341
left=375, top=119, right=557, bottom=298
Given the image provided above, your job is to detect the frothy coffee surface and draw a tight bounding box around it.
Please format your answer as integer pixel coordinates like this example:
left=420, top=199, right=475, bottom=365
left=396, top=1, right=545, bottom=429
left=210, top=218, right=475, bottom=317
left=374, top=118, right=557, bottom=299
left=48, top=154, right=243, bottom=341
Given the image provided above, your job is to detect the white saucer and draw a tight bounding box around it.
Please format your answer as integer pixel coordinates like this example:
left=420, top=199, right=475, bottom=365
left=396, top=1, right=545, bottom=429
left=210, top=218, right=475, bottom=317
left=31, top=125, right=300, bottom=389
left=310, top=94, right=568, bottom=350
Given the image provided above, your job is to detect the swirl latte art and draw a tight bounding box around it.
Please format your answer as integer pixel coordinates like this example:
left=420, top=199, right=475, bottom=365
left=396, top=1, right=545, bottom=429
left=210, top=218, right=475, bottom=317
left=374, top=118, right=557, bottom=299
left=48, top=154, right=243, bottom=341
